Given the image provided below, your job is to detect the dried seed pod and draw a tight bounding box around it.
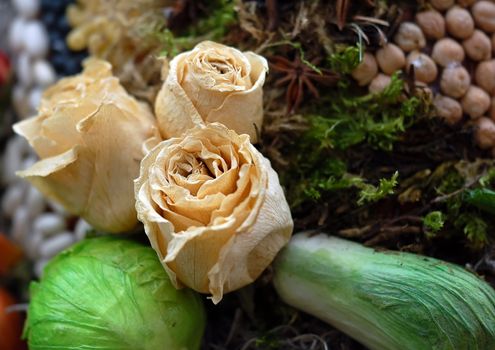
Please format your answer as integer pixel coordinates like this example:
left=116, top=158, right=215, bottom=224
left=440, top=66, right=471, bottom=98
left=475, top=60, right=495, bottom=94
left=463, top=30, right=492, bottom=61
left=445, top=6, right=475, bottom=39
left=431, top=38, right=465, bottom=67
left=369, top=74, right=391, bottom=94
left=431, top=0, right=455, bottom=11
left=351, top=52, right=378, bottom=86
left=375, top=44, right=406, bottom=75
left=394, top=22, right=426, bottom=52
left=415, top=10, right=446, bottom=40
left=461, top=86, right=491, bottom=119
left=434, top=94, right=463, bottom=125
left=406, top=52, right=438, bottom=83
left=475, top=117, right=495, bottom=149
left=472, top=1, right=495, bottom=33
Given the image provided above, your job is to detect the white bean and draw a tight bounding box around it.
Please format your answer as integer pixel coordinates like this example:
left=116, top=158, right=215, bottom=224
left=39, top=233, right=74, bottom=258
left=8, top=17, right=26, bottom=51
left=1, top=183, right=27, bottom=217
left=33, top=213, right=66, bottom=237
left=11, top=206, right=30, bottom=244
left=25, top=186, right=46, bottom=219
left=34, top=258, right=49, bottom=278
left=33, top=60, right=56, bottom=86
left=22, top=21, right=49, bottom=57
left=74, top=219, right=91, bottom=241
left=12, top=0, right=40, bottom=19
left=16, top=52, right=32, bottom=86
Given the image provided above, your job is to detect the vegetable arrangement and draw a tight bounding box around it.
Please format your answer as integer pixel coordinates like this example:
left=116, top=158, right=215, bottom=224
left=274, top=233, right=495, bottom=350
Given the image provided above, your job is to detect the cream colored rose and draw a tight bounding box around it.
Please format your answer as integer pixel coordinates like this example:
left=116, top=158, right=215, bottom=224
left=135, top=123, right=293, bottom=303
left=14, top=59, right=160, bottom=233
left=154, top=41, right=268, bottom=143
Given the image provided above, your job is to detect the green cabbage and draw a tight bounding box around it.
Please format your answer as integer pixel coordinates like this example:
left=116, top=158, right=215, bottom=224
left=273, top=233, right=495, bottom=350
left=25, top=237, right=206, bottom=350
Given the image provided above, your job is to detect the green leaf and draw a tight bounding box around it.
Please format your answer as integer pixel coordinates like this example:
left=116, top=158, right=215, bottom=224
left=465, top=188, right=495, bottom=214
left=357, top=171, right=398, bottom=205
left=423, top=211, right=445, bottom=235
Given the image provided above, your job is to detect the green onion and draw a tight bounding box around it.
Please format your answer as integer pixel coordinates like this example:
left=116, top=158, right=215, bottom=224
left=273, top=233, right=495, bottom=350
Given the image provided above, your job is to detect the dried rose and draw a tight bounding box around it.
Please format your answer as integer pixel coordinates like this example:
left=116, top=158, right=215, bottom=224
left=14, top=59, right=160, bottom=233
left=154, top=41, right=268, bottom=143
left=134, top=123, right=293, bottom=303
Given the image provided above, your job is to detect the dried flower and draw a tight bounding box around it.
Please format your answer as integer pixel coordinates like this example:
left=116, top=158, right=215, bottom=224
left=154, top=41, right=268, bottom=143
left=14, top=59, right=159, bottom=233
left=134, top=123, right=293, bottom=303
left=406, top=51, right=438, bottom=84
left=351, top=52, right=378, bottom=86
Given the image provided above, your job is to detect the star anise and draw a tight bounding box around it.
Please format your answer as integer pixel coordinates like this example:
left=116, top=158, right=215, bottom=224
left=270, top=55, right=339, bottom=114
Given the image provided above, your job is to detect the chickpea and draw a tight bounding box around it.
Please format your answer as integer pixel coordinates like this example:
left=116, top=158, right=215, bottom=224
left=351, top=52, right=378, bottom=86
left=472, top=1, right=495, bottom=33
left=375, top=43, right=406, bottom=75
left=433, top=94, right=463, bottom=125
left=394, top=22, right=426, bottom=52
left=475, top=60, right=495, bottom=94
left=445, top=6, right=474, bottom=39
left=369, top=74, right=391, bottom=94
left=415, top=10, right=445, bottom=40
left=440, top=66, right=471, bottom=98
left=431, top=0, right=455, bottom=11
left=463, top=30, right=492, bottom=61
left=431, top=38, right=465, bottom=67
left=474, top=117, right=495, bottom=149
left=461, top=86, right=491, bottom=119
left=406, top=52, right=438, bottom=83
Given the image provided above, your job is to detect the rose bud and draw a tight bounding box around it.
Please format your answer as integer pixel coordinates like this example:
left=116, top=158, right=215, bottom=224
left=463, top=30, right=492, bottom=61
left=369, top=74, right=392, bottom=94
left=13, top=59, right=160, bottom=233
left=134, top=123, right=293, bottom=303
left=475, top=117, right=495, bottom=149
left=472, top=1, right=495, bottom=33
left=375, top=43, right=406, bottom=75
left=445, top=6, right=474, bottom=39
left=394, top=22, right=426, bottom=52
left=431, top=0, right=455, bottom=11
left=440, top=65, right=471, bottom=98
left=461, top=86, right=491, bottom=119
left=475, top=60, right=495, bottom=94
left=406, top=51, right=438, bottom=83
left=434, top=94, right=463, bottom=125
left=155, top=41, right=268, bottom=143
left=351, top=52, right=378, bottom=86
left=431, top=38, right=465, bottom=67
left=415, top=10, right=446, bottom=40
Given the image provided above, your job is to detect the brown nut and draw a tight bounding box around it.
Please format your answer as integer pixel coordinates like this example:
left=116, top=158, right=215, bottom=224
left=369, top=74, right=391, bottom=94
left=445, top=6, right=474, bottom=39
left=433, top=94, right=463, bottom=125
left=406, top=52, right=438, bottom=83
left=375, top=43, right=406, bottom=75
left=475, top=60, right=495, bottom=94
left=394, top=22, right=426, bottom=52
left=492, top=33, right=495, bottom=54
left=490, top=97, right=495, bottom=121
left=463, top=30, right=492, bottom=61
left=457, top=0, right=476, bottom=7
left=431, top=38, right=465, bottom=67
left=351, top=52, right=378, bottom=86
left=440, top=66, right=471, bottom=98
left=415, top=10, right=445, bottom=40
left=474, top=117, right=495, bottom=149
left=472, top=1, right=495, bottom=33
left=431, top=0, right=455, bottom=11
left=461, top=86, right=491, bottom=119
